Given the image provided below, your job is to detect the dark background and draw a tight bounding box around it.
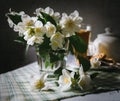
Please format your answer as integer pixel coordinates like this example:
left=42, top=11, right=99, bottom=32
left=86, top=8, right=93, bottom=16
left=0, top=0, right=120, bottom=73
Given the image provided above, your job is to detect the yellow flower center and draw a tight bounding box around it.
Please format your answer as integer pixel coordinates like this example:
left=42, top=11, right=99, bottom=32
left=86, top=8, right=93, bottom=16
left=66, top=19, right=74, bottom=28
left=52, top=41, right=58, bottom=47
left=54, top=33, right=61, bottom=39
left=35, top=80, right=45, bottom=89
left=64, top=77, right=69, bottom=84
left=35, top=27, right=42, bottom=33
left=28, top=28, right=35, bottom=36
left=48, top=26, right=55, bottom=33
left=26, top=20, right=34, bottom=26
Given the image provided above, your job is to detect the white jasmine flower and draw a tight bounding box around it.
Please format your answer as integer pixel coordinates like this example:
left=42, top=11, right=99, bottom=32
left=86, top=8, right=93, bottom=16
left=27, top=36, right=44, bottom=45
left=44, top=7, right=54, bottom=16
left=34, top=7, right=44, bottom=16
left=31, top=73, right=48, bottom=90
left=78, top=65, right=92, bottom=91
left=23, top=28, right=34, bottom=40
left=50, top=32, right=64, bottom=50
left=6, top=10, right=26, bottom=35
left=34, top=21, right=46, bottom=37
left=21, top=15, right=36, bottom=27
left=52, top=12, right=60, bottom=22
left=26, top=36, right=36, bottom=45
left=23, top=20, right=45, bottom=45
left=7, top=17, right=14, bottom=28
left=16, top=15, right=36, bottom=33
left=45, top=22, right=56, bottom=37
left=14, top=23, right=27, bottom=36
left=60, top=10, right=83, bottom=37
left=90, top=58, right=101, bottom=68
left=58, top=69, right=73, bottom=92
left=13, top=15, right=37, bottom=36
left=24, top=28, right=44, bottom=45
left=35, top=20, right=43, bottom=27
left=35, top=7, right=60, bottom=22
left=44, top=7, right=60, bottom=22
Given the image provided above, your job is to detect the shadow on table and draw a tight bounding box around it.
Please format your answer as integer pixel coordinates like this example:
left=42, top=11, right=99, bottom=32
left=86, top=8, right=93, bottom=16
left=0, top=46, right=37, bottom=74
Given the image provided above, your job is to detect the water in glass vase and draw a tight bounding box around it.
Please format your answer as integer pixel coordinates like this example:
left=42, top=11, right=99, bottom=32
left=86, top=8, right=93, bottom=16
left=36, top=48, right=67, bottom=78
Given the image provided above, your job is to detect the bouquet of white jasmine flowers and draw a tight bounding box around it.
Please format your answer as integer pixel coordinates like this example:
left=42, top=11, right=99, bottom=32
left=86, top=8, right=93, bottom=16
left=6, top=7, right=90, bottom=69
left=6, top=7, right=92, bottom=91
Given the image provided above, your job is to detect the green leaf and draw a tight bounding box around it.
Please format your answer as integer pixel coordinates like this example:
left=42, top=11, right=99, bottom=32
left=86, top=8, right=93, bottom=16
left=49, top=52, right=62, bottom=63
left=44, top=60, right=49, bottom=68
left=40, top=12, right=57, bottom=26
left=55, top=82, right=59, bottom=86
left=54, top=49, right=66, bottom=54
left=50, top=53, right=59, bottom=63
left=45, top=60, right=51, bottom=68
left=7, top=14, right=22, bottom=25
left=69, top=34, right=87, bottom=53
left=71, top=78, right=80, bottom=90
left=37, top=35, right=51, bottom=56
left=38, top=16, right=46, bottom=25
left=39, top=35, right=50, bottom=49
left=74, top=72, right=80, bottom=80
left=54, top=66, right=63, bottom=79
left=68, top=41, right=74, bottom=54
left=77, top=55, right=90, bottom=72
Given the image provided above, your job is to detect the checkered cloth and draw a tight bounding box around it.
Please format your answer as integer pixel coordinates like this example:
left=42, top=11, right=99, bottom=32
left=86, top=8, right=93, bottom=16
left=0, top=62, right=120, bottom=101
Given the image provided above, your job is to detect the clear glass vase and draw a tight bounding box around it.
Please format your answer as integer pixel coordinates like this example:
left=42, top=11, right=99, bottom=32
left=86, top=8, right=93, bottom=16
left=37, top=55, right=65, bottom=72
left=35, top=46, right=67, bottom=78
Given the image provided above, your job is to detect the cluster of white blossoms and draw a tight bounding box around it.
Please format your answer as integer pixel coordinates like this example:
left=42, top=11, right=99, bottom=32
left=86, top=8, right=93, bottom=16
left=58, top=65, right=92, bottom=91
left=7, top=7, right=83, bottom=50
left=32, top=65, right=92, bottom=92
left=7, top=7, right=93, bottom=91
